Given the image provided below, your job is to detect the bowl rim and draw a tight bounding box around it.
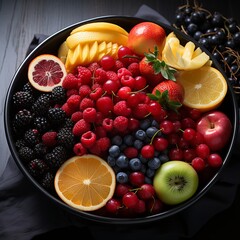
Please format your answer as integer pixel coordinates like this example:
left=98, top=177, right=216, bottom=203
left=4, top=15, right=239, bottom=225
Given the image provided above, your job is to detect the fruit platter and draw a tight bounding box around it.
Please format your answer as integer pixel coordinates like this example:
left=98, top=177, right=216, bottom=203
left=4, top=16, right=238, bottom=224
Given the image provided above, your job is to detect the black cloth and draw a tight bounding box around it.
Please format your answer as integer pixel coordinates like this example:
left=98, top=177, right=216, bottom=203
left=1, top=4, right=240, bottom=240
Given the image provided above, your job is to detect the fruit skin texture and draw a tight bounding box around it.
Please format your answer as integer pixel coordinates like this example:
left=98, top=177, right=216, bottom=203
left=153, top=161, right=199, bottom=205
left=152, top=80, right=184, bottom=103
left=196, top=110, right=232, bottom=151
left=127, top=22, right=166, bottom=56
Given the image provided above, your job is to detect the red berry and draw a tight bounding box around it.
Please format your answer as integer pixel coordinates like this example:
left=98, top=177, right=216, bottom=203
left=83, top=107, right=97, bottom=123
left=169, top=148, right=183, bottom=160
left=122, top=192, right=139, bottom=209
left=147, top=198, right=163, bottom=214
left=115, top=183, right=131, bottom=197
left=113, top=116, right=129, bottom=132
left=100, top=55, right=115, bottom=70
left=183, top=148, right=197, bottom=162
left=128, top=118, right=140, bottom=132
left=141, top=144, right=155, bottom=159
left=96, top=96, right=113, bottom=116
left=137, top=184, right=155, bottom=200
left=79, top=85, right=91, bottom=98
left=117, top=67, right=132, bottom=79
left=153, top=137, right=169, bottom=151
left=134, top=199, right=146, bottom=214
left=102, top=118, right=113, bottom=132
left=73, top=142, right=87, bottom=156
left=191, top=157, right=206, bottom=172
left=117, top=46, right=134, bottom=66
left=117, top=86, right=132, bottom=100
left=207, top=153, right=223, bottom=168
left=124, top=147, right=138, bottom=158
left=79, top=97, right=94, bottom=111
left=113, top=100, right=131, bottom=117
left=66, top=94, right=81, bottom=110
left=105, top=198, right=121, bottom=214
left=183, top=128, right=196, bottom=141
left=160, top=120, right=174, bottom=134
left=120, top=75, right=135, bottom=89
left=196, top=143, right=210, bottom=159
left=76, top=66, right=92, bottom=85
left=129, top=172, right=145, bottom=187
left=134, top=76, right=147, bottom=91
left=42, top=131, right=57, bottom=147
left=128, top=62, right=140, bottom=77
left=81, top=130, right=97, bottom=148
left=103, top=79, right=120, bottom=95
left=72, top=119, right=91, bottom=136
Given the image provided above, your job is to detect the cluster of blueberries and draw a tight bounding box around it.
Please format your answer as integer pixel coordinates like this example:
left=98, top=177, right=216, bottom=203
left=107, top=117, right=169, bottom=184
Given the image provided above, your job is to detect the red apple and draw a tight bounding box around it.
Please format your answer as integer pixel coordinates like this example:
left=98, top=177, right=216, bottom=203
left=127, top=22, right=166, bottom=56
left=196, top=110, right=232, bottom=151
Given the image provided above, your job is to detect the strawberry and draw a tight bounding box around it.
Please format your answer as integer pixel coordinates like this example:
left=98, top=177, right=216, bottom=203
left=139, top=46, right=176, bottom=89
left=148, top=80, right=184, bottom=111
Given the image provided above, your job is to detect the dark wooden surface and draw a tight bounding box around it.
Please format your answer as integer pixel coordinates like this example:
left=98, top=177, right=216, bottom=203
left=1, top=0, right=240, bottom=239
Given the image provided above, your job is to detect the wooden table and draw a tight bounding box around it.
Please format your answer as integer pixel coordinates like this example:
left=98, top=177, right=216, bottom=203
left=0, top=0, right=239, bottom=239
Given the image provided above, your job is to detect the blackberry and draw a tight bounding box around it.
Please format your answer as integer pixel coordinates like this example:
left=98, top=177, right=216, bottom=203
left=62, top=118, right=74, bottom=129
left=51, top=86, right=67, bottom=104
left=13, top=91, right=34, bottom=109
left=15, top=139, right=27, bottom=150
left=27, top=159, right=49, bottom=178
left=24, top=129, right=40, bottom=147
left=18, top=146, right=35, bottom=162
left=48, top=107, right=66, bottom=127
left=12, top=109, right=33, bottom=134
left=22, top=82, right=35, bottom=95
left=40, top=171, right=54, bottom=191
left=45, top=145, right=67, bottom=169
left=33, top=143, right=48, bottom=157
left=31, top=94, right=51, bottom=117
left=57, top=127, right=75, bottom=149
left=33, top=117, right=49, bottom=133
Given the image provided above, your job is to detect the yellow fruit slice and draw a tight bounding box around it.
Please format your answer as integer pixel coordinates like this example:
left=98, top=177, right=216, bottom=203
left=58, top=41, right=69, bottom=63
left=71, top=22, right=129, bottom=37
left=162, top=32, right=211, bottom=70
left=176, top=66, right=228, bottom=111
left=66, top=31, right=128, bottom=50
left=28, top=54, right=67, bottom=92
left=54, top=155, right=116, bottom=211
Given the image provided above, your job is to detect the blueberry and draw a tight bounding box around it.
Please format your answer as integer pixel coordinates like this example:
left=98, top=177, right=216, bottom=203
left=111, top=135, right=122, bottom=146
left=116, top=154, right=129, bottom=169
left=146, top=127, right=159, bottom=138
left=159, top=154, right=169, bottom=163
left=109, top=145, right=120, bottom=157
left=140, top=118, right=152, bottom=130
left=133, top=139, right=144, bottom=150
left=151, top=119, right=159, bottom=128
left=139, top=154, right=148, bottom=164
left=116, top=172, right=128, bottom=183
left=123, top=134, right=134, bottom=146
left=119, top=143, right=127, bottom=151
left=145, top=176, right=152, bottom=184
left=148, top=157, right=161, bottom=170
left=146, top=168, right=155, bottom=178
left=107, top=156, right=116, bottom=167
left=140, top=164, right=147, bottom=174
left=135, top=129, right=146, bottom=140
left=129, top=158, right=142, bottom=171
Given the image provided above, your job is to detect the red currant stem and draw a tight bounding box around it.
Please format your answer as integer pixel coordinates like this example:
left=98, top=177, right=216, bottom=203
left=150, top=129, right=162, bottom=145
left=144, top=112, right=152, bottom=118
left=131, top=187, right=141, bottom=193
left=129, top=85, right=149, bottom=94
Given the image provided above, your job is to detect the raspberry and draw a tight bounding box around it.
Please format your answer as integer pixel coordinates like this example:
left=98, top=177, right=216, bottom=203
left=61, top=102, right=75, bottom=117
left=117, top=68, right=132, bottom=79
left=102, top=118, right=113, bottom=132
left=113, top=100, right=131, bottom=117
left=66, top=88, right=79, bottom=97
left=81, top=131, right=97, bottom=148
left=128, top=62, right=140, bottom=77
left=120, top=75, right=136, bottom=89
left=87, top=62, right=100, bottom=73
left=66, top=94, right=81, bottom=110
left=79, top=97, right=94, bottom=111
left=77, top=66, right=92, bottom=85
left=106, top=70, right=118, bottom=82
left=62, top=73, right=79, bottom=89
left=94, top=68, right=107, bottom=84
left=79, top=85, right=91, bottom=98
left=89, top=143, right=102, bottom=156
left=72, top=119, right=91, bottom=136
left=42, top=131, right=57, bottom=147
left=95, top=111, right=103, bottom=125
left=73, top=142, right=87, bottom=156
left=113, top=116, right=129, bottom=132
left=96, top=137, right=111, bottom=152
left=83, top=107, right=97, bottom=123
left=71, top=111, right=83, bottom=122
left=114, top=59, right=125, bottom=70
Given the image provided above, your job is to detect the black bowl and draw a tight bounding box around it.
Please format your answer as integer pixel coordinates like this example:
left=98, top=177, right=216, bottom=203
left=4, top=16, right=239, bottom=225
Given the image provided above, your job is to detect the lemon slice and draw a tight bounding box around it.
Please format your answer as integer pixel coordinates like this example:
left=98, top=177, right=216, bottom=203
left=176, top=66, right=228, bottom=112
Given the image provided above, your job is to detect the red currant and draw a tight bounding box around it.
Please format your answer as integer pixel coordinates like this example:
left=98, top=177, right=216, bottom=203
left=191, top=157, right=206, bottom=172
left=207, top=153, right=223, bottom=168
left=129, top=172, right=145, bottom=187
left=137, top=184, right=155, bottom=200
left=100, top=55, right=115, bottom=70
left=141, top=144, right=155, bottom=158
left=122, top=192, right=139, bottom=209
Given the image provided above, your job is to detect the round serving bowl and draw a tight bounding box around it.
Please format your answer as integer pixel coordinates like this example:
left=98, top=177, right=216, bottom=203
left=4, top=16, right=239, bottom=225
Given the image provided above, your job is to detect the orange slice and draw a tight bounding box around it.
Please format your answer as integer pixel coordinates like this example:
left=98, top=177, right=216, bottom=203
left=28, top=54, right=67, bottom=92
left=176, top=66, right=228, bottom=112
left=54, top=154, right=116, bottom=211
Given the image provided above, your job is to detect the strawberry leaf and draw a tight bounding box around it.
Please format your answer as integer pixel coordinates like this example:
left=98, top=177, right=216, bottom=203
left=144, top=46, right=177, bottom=81
left=147, top=89, right=182, bottom=112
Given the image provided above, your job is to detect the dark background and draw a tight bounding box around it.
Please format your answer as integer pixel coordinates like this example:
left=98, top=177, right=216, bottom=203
left=1, top=0, right=240, bottom=239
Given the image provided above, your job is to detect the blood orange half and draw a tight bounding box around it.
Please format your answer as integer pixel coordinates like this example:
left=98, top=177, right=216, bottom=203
left=28, top=54, right=67, bottom=92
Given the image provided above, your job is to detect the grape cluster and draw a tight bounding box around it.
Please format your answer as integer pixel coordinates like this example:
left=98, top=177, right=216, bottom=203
left=173, top=0, right=240, bottom=96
